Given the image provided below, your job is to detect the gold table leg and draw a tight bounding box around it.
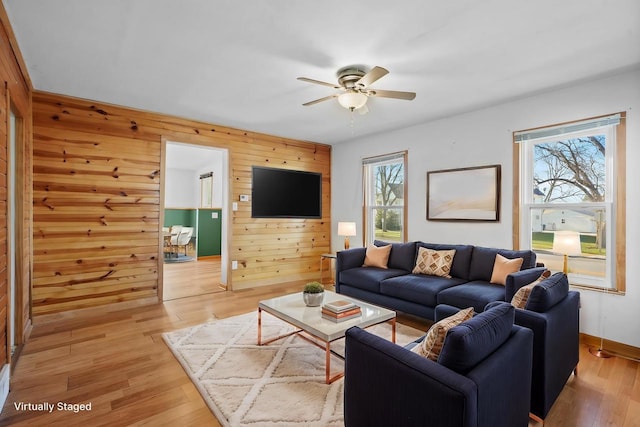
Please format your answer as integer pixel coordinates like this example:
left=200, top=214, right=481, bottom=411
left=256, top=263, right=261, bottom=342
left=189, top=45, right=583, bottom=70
left=391, top=317, right=396, bottom=343
left=257, top=309, right=395, bottom=384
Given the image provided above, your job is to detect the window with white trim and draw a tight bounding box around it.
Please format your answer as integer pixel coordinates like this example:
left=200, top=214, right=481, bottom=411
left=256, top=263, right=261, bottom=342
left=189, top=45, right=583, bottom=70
left=200, top=172, right=213, bottom=208
left=362, top=152, right=408, bottom=245
left=515, top=113, right=626, bottom=291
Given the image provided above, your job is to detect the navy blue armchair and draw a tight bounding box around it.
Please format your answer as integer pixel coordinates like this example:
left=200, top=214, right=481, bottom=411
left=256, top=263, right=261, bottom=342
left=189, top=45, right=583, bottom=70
left=344, top=303, right=533, bottom=427
left=513, top=273, right=580, bottom=422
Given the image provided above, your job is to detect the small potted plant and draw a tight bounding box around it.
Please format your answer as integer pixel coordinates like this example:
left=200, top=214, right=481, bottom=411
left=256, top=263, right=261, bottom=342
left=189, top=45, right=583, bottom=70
left=303, top=281, right=325, bottom=307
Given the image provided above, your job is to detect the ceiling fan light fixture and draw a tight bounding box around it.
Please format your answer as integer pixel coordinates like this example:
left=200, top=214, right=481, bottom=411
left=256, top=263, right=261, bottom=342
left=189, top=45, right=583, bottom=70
left=338, top=91, right=368, bottom=111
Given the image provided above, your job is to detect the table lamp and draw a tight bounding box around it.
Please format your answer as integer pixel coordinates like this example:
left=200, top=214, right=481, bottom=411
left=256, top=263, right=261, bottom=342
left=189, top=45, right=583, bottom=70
left=552, top=230, right=582, bottom=274
left=337, top=222, right=356, bottom=250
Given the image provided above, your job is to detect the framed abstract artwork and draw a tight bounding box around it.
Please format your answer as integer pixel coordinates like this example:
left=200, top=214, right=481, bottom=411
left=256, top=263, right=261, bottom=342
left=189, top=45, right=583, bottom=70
left=427, top=164, right=501, bottom=221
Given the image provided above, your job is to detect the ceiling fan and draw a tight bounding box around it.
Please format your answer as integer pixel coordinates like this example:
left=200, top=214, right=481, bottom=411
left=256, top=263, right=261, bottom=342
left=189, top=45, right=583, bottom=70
left=297, top=65, right=416, bottom=112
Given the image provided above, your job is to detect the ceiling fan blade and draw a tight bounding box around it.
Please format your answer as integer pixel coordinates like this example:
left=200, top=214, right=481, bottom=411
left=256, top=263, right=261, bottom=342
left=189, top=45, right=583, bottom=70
left=355, top=66, right=389, bottom=88
left=367, top=89, right=416, bottom=100
left=297, top=77, right=341, bottom=89
left=302, top=94, right=339, bottom=106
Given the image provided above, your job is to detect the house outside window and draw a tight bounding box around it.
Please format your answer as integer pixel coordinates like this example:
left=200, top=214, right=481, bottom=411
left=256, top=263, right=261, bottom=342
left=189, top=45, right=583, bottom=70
left=515, top=113, right=626, bottom=292
left=362, top=151, right=408, bottom=245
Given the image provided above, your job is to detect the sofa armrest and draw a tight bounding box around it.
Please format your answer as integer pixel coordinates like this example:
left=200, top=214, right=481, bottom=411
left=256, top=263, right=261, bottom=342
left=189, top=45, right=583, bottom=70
left=345, top=327, right=477, bottom=427
left=336, top=247, right=367, bottom=272
left=336, top=248, right=367, bottom=292
left=504, top=266, right=547, bottom=301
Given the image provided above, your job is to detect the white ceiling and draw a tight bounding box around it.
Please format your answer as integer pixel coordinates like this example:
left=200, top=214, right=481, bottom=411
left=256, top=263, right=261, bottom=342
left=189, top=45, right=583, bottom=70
left=4, top=0, right=640, bottom=145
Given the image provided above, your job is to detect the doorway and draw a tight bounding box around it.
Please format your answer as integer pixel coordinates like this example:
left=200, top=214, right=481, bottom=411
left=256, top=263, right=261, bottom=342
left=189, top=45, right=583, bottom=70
left=161, top=141, right=229, bottom=301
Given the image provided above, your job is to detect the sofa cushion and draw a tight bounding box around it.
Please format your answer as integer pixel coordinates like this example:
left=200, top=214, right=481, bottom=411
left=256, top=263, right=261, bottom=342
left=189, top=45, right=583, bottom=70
left=418, top=242, right=474, bottom=280
left=525, top=272, right=569, bottom=312
left=380, top=274, right=466, bottom=307
left=438, top=302, right=515, bottom=373
left=510, top=270, right=551, bottom=308
left=469, top=246, right=535, bottom=282
left=437, top=282, right=506, bottom=313
left=411, top=307, right=474, bottom=361
left=339, top=267, right=407, bottom=293
left=363, top=244, right=392, bottom=268
left=490, top=254, right=524, bottom=285
left=412, top=247, right=456, bottom=278
left=374, top=240, right=416, bottom=272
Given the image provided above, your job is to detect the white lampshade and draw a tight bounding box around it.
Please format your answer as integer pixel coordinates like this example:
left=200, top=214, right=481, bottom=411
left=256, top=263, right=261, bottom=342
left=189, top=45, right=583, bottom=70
left=337, top=91, right=368, bottom=111
left=552, top=231, right=582, bottom=256
left=337, top=222, right=357, bottom=236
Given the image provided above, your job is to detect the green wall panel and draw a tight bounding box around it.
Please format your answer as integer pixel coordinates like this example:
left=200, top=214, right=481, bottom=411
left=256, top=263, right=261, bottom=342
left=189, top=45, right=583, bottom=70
left=164, top=209, right=196, bottom=228
left=197, top=209, right=222, bottom=256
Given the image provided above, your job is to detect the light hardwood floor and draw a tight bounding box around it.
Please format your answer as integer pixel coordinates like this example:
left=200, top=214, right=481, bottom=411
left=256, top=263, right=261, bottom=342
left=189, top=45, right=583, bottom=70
left=0, top=283, right=639, bottom=426
left=162, top=257, right=225, bottom=301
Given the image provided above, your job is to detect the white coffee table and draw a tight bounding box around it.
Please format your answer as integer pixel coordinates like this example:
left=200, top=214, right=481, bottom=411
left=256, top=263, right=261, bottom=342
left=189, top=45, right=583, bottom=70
left=257, top=290, right=396, bottom=384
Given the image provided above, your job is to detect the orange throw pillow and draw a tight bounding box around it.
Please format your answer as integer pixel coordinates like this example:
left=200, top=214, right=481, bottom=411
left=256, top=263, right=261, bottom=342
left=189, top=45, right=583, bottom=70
left=490, top=254, right=524, bottom=285
left=362, top=244, right=392, bottom=269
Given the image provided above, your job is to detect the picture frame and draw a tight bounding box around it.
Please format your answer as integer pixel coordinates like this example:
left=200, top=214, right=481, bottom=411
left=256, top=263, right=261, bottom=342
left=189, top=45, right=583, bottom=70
left=427, top=164, right=501, bottom=221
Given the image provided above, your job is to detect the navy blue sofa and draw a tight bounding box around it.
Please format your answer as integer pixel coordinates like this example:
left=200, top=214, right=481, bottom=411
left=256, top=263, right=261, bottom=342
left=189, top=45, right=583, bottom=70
left=336, top=240, right=546, bottom=320
left=344, top=302, right=534, bottom=427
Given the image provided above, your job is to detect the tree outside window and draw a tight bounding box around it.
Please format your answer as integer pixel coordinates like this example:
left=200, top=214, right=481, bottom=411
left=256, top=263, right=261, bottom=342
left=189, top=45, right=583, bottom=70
left=516, top=113, right=625, bottom=291
left=532, top=135, right=608, bottom=280
left=363, top=152, right=407, bottom=245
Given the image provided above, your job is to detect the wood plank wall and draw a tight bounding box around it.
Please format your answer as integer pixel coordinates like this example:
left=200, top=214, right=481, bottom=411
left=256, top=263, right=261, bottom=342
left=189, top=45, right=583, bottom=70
left=0, top=3, right=34, bottom=364
left=32, top=92, right=331, bottom=315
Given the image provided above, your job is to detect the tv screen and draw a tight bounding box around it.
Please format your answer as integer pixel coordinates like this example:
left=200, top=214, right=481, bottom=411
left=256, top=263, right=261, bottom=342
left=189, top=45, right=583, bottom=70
left=251, top=166, right=322, bottom=218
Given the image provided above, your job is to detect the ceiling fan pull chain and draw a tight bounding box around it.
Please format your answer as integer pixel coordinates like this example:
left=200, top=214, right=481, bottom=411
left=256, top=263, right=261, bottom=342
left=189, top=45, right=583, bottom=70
left=350, top=110, right=356, bottom=133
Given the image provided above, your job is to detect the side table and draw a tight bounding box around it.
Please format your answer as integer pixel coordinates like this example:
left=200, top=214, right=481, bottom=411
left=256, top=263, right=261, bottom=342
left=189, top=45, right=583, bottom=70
left=320, top=253, right=337, bottom=285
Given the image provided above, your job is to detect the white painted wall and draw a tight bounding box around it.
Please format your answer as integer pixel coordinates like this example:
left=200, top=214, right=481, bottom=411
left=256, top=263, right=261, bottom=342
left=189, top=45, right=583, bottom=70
left=165, top=142, right=226, bottom=208
left=164, top=168, right=198, bottom=208
left=332, top=68, right=640, bottom=348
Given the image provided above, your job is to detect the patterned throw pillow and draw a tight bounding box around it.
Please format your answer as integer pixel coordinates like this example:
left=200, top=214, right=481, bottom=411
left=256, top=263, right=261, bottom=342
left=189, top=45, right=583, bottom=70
left=411, top=307, right=474, bottom=361
left=362, top=244, right=392, bottom=269
left=489, top=254, right=524, bottom=285
left=511, top=270, right=552, bottom=308
left=412, top=247, right=456, bottom=278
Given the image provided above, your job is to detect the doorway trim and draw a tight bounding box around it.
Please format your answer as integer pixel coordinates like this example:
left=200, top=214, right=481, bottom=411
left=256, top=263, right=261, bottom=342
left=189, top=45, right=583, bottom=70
left=6, top=89, right=28, bottom=368
left=158, top=137, right=231, bottom=299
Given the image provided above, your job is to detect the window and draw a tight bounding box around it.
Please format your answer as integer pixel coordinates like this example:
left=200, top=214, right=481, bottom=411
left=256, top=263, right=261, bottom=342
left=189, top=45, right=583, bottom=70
left=362, top=152, right=408, bottom=245
left=514, top=113, right=626, bottom=291
left=200, top=172, right=213, bottom=208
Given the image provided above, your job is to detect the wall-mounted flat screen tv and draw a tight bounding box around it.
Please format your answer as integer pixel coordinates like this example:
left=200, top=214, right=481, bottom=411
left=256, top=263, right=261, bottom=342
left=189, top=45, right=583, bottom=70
left=251, top=166, right=322, bottom=218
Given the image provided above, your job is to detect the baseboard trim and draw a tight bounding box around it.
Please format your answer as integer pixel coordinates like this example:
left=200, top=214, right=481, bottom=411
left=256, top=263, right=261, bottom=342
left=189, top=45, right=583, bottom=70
left=197, top=255, right=221, bottom=260
left=580, top=333, right=640, bottom=361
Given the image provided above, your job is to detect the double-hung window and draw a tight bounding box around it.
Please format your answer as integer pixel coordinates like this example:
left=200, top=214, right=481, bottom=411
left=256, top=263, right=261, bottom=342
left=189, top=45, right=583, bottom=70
left=515, top=113, right=626, bottom=291
left=362, top=151, right=408, bottom=245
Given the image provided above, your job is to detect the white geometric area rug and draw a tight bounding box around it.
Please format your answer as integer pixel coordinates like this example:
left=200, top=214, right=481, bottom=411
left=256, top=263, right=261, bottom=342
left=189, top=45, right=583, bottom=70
left=162, top=311, right=424, bottom=427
